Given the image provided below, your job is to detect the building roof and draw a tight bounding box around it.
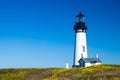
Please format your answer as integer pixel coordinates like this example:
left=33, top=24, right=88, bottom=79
left=76, top=12, right=85, bottom=17
left=78, top=58, right=102, bottom=63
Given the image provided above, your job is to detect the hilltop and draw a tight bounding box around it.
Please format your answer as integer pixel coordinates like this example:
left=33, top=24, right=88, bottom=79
left=0, top=64, right=120, bottom=80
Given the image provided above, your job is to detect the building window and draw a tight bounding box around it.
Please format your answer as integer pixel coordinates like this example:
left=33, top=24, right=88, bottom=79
left=82, top=46, right=85, bottom=52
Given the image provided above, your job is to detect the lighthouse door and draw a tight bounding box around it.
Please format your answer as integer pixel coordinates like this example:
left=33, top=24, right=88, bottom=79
left=80, top=60, right=85, bottom=67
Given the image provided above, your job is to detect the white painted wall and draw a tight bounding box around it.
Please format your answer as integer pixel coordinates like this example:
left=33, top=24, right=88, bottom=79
left=85, top=63, right=101, bottom=67
left=85, top=63, right=91, bottom=67
left=95, top=63, right=101, bottom=65
left=66, top=63, right=69, bottom=69
left=74, top=30, right=87, bottom=66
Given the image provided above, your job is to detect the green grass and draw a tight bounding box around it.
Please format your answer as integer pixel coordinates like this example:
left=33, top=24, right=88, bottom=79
left=0, top=64, right=120, bottom=80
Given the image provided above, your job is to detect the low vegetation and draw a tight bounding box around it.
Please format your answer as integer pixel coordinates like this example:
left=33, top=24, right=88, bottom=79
left=0, top=64, right=120, bottom=80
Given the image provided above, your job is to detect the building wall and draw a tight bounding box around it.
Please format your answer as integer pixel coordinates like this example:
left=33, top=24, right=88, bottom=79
left=74, top=32, right=87, bottom=66
left=95, top=63, right=101, bottom=65
left=85, top=63, right=101, bottom=67
left=85, top=63, right=91, bottom=67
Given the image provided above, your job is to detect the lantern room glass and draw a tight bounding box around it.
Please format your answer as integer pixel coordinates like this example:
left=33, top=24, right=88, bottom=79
left=76, top=16, right=84, bottom=23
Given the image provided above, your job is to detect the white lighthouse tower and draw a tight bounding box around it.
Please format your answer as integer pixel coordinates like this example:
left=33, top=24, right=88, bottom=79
left=73, top=12, right=88, bottom=67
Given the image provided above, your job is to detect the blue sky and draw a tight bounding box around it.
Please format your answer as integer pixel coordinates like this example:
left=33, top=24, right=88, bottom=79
left=0, top=0, right=120, bottom=68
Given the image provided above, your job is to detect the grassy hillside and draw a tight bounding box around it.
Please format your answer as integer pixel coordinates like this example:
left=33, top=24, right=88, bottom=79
left=0, top=64, right=120, bottom=80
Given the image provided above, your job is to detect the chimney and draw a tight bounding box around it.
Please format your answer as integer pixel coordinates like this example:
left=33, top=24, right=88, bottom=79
left=96, top=53, right=98, bottom=58
left=81, top=53, right=83, bottom=58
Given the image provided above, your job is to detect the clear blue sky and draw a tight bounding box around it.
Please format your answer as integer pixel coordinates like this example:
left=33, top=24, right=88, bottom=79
left=0, top=0, right=120, bottom=68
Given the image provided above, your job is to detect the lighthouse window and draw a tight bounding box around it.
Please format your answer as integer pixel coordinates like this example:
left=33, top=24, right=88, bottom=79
left=82, top=46, right=85, bottom=52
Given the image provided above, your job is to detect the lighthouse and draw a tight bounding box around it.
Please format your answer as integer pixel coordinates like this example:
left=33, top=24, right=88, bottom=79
left=72, top=12, right=88, bottom=67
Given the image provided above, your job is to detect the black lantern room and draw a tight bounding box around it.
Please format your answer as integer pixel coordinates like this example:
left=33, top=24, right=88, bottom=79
left=74, top=12, right=87, bottom=32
